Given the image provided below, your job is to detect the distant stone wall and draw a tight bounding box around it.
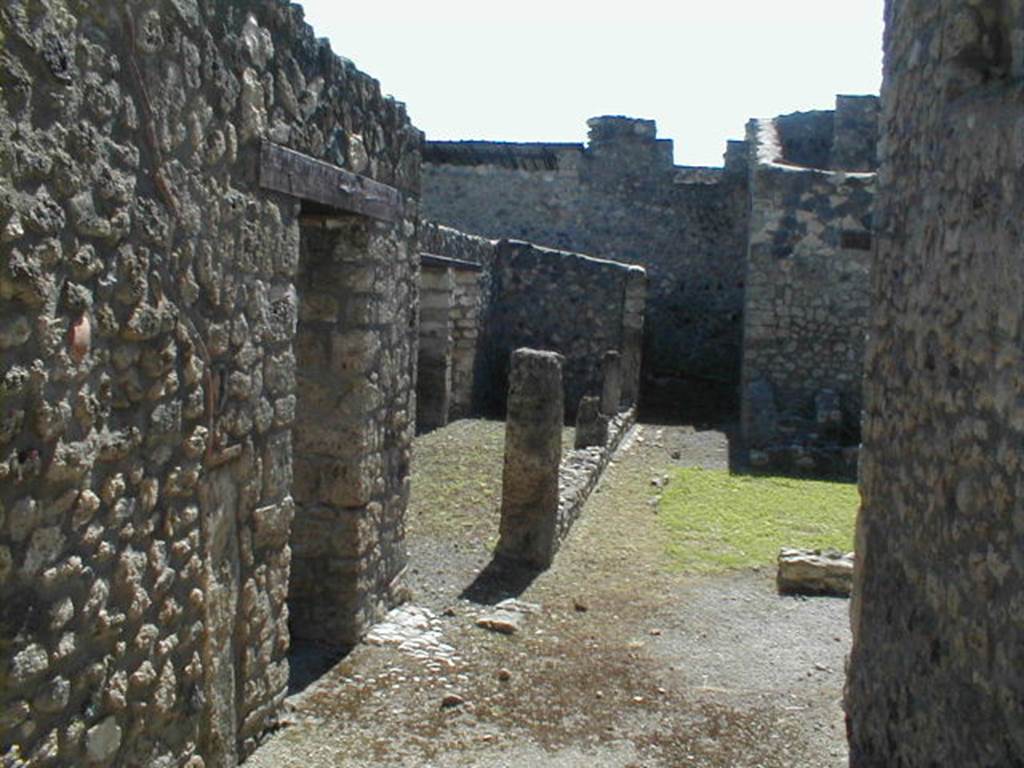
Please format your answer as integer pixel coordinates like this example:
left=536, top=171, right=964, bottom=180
left=422, top=119, right=748, bottom=403
left=0, top=0, right=419, bottom=764
left=740, top=101, right=877, bottom=476
left=847, top=2, right=1024, bottom=764
left=482, top=240, right=645, bottom=420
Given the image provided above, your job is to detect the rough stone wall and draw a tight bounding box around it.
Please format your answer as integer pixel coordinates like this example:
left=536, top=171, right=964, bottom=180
left=418, top=224, right=643, bottom=423
left=0, top=0, right=419, bottom=764
left=847, top=2, right=1024, bottom=764
left=482, top=240, right=646, bottom=420
left=740, top=102, right=876, bottom=474
left=422, top=119, right=748, bottom=401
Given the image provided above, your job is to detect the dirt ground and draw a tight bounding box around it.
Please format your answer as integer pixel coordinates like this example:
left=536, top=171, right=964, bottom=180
left=247, top=422, right=851, bottom=768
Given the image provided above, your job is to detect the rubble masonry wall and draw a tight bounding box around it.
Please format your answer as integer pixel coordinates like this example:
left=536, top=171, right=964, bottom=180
left=419, top=225, right=644, bottom=423
left=0, top=0, right=420, bottom=764
left=739, top=100, right=877, bottom=475
left=846, top=1, right=1024, bottom=764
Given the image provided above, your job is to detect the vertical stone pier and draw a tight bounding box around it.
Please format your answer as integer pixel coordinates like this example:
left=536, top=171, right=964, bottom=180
left=575, top=395, right=609, bottom=449
left=601, top=350, right=623, bottom=415
left=416, top=265, right=455, bottom=432
left=497, top=349, right=564, bottom=569
left=621, top=269, right=646, bottom=407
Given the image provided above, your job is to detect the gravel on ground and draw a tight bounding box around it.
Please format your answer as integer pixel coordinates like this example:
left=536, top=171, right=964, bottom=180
left=246, top=421, right=852, bottom=768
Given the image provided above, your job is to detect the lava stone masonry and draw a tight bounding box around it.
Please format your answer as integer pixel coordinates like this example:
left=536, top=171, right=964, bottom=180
left=847, top=1, right=1024, bottom=765
left=0, top=0, right=420, bottom=764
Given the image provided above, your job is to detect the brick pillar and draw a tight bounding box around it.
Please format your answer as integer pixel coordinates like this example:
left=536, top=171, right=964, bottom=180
left=600, top=350, right=622, bottom=415
left=497, top=349, right=563, bottom=569
left=575, top=395, right=609, bottom=449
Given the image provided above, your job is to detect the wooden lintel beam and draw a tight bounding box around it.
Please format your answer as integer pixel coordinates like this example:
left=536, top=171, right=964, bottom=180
left=259, top=140, right=404, bottom=223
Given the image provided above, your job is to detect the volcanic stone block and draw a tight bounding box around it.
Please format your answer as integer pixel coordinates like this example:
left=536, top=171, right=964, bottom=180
left=600, top=350, right=622, bottom=416
left=575, top=395, right=609, bottom=449
left=777, top=548, right=853, bottom=597
left=497, top=349, right=564, bottom=569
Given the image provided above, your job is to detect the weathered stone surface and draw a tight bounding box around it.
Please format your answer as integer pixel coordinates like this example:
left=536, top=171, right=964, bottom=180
left=497, top=349, right=564, bottom=569
left=475, top=599, right=540, bottom=636
left=419, top=225, right=645, bottom=423
left=84, top=717, right=121, bottom=764
left=0, top=1, right=420, bottom=764
left=484, top=240, right=645, bottom=419
left=423, top=118, right=749, bottom=398
left=364, top=604, right=459, bottom=666
left=846, top=4, right=1024, bottom=765
left=742, top=379, right=777, bottom=449
left=777, top=548, right=853, bottom=597
left=416, top=264, right=454, bottom=433
left=419, top=225, right=492, bottom=420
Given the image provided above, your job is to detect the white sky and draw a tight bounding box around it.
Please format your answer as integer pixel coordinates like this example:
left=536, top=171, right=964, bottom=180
left=294, top=1, right=885, bottom=167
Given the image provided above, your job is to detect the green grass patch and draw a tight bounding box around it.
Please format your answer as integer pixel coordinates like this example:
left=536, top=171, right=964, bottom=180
left=658, top=468, right=859, bottom=573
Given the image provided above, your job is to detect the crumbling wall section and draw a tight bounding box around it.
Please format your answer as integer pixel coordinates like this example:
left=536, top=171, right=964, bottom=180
left=740, top=107, right=876, bottom=476
left=0, top=0, right=420, bottom=764
left=846, top=2, right=1024, bottom=764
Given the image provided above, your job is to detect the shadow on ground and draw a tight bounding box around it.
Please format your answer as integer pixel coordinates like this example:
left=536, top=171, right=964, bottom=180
left=459, top=558, right=543, bottom=605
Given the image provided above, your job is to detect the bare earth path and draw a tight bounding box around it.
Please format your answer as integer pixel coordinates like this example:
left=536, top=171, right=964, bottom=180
left=247, top=422, right=850, bottom=767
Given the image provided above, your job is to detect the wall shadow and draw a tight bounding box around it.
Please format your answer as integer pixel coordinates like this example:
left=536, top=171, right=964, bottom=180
left=286, top=640, right=354, bottom=696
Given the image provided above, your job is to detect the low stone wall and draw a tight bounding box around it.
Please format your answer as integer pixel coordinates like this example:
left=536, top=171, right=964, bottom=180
left=740, top=101, right=877, bottom=477
left=556, top=409, right=635, bottom=548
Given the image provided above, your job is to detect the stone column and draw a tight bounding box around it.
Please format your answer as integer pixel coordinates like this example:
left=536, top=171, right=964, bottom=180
left=575, top=395, right=609, bottom=449
left=600, top=350, right=622, bottom=415
left=497, top=349, right=564, bottom=569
